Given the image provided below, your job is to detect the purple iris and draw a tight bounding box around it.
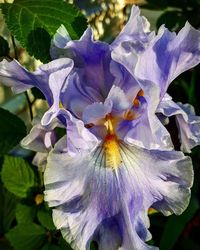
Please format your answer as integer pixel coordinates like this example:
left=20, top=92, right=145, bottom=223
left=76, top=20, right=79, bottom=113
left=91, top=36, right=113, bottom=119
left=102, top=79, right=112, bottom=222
left=0, top=6, right=200, bottom=250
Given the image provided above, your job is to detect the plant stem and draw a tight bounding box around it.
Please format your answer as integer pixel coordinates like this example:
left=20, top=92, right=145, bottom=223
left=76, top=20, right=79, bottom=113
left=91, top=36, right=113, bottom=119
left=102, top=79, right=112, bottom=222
left=11, top=35, right=33, bottom=121
left=11, top=35, right=18, bottom=60
left=25, top=91, right=33, bottom=120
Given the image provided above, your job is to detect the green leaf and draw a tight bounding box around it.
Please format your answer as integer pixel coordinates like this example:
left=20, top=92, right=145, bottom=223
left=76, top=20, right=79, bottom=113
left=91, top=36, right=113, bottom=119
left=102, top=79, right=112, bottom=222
left=58, top=237, right=73, bottom=250
left=16, top=203, right=36, bottom=223
left=0, top=186, right=18, bottom=234
left=1, top=156, right=35, bottom=198
left=0, top=238, right=13, bottom=250
left=54, top=127, right=66, bottom=141
left=6, top=223, right=46, bottom=250
left=159, top=197, right=199, bottom=250
left=42, top=243, right=61, bottom=250
left=1, top=94, right=26, bottom=114
left=0, top=36, right=10, bottom=57
left=90, top=242, right=99, bottom=250
left=1, top=0, right=87, bottom=63
left=37, top=209, right=56, bottom=231
left=156, top=11, right=180, bottom=30
left=0, top=108, right=26, bottom=156
left=31, top=87, right=45, bottom=100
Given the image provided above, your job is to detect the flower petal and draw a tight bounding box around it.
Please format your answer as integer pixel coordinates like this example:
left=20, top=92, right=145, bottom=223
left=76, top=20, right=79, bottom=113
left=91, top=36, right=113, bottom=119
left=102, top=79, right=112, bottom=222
left=0, top=59, right=34, bottom=93
left=112, top=5, right=154, bottom=49
left=157, top=94, right=200, bottom=152
left=105, top=85, right=131, bottom=115
left=41, top=61, right=74, bottom=126
left=52, top=24, right=71, bottom=48
left=50, top=24, right=72, bottom=59
left=121, top=115, right=173, bottom=150
left=0, top=58, right=74, bottom=107
left=21, top=123, right=57, bottom=153
left=44, top=139, right=192, bottom=250
left=82, top=102, right=112, bottom=125
left=135, top=22, right=200, bottom=97
left=32, top=152, right=48, bottom=172
left=62, top=70, right=108, bottom=120
left=55, top=111, right=100, bottom=156
left=111, top=5, right=154, bottom=77
left=58, top=28, right=115, bottom=107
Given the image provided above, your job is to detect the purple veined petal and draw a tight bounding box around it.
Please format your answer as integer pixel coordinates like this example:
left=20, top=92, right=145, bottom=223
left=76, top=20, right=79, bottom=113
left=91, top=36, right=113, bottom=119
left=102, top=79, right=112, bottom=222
left=105, top=85, right=131, bottom=115
left=111, top=5, right=155, bottom=76
left=0, top=59, right=34, bottom=93
left=112, top=5, right=154, bottom=49
left=57, top=27, right=115, bottom=97
left=126, top=80, right=173, bottom=150
left=82, top=85, right=131, bottom=125
left=44, top=137, right=193, bottom=250
left=40, top=60, right=74, bottom=126
left=82, top=102, right=112, bottom=125
left=36, top=58, right=74, bottom=107
left=46, top=109, right=100, bottom=156
left=134, top=22, right=200, bottom=98
left=111, top=39, right=164, bottom=151
left=66, top=115, right=100, bottom=156
left=157, top=94, right=200, bottom=153
left=60, top=71, right=104, bottom=119
left=0, top=58, right=74, bottom=106
left=109, top=60, right=141, bottom=102
left=57, top=28, right=117, bottom=120
left=120, top=111, right=173, bottom=151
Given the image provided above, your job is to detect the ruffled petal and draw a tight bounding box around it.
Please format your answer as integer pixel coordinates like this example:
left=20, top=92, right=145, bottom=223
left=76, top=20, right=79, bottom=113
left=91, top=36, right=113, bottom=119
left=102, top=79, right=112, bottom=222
left=112, top=5, right=154, bottom=51
left=52, top=110, right=100, bottom=156
left=0, top=59, right=34, bottom=93
left=44, top=138, right=193, bottom=250
left=58, top=28, right=115, bottom=108
left=60, top=71, right=99, bottom=119
left=112, top=5, right=152, bottom=46
left=135, top=22, right=200, bottom=97
left=121, top=113, right=173, bottom=150
left=41, top=61, right=74, bottom=126
left=21, top=119, right=61, bottom=171
left=21, top=123, right=57, bottom=153
left=111, top=6, right=154, bottom=77
left=0, top=58, right=74, bottom=107
left=157, top=94, right=200, bottom=152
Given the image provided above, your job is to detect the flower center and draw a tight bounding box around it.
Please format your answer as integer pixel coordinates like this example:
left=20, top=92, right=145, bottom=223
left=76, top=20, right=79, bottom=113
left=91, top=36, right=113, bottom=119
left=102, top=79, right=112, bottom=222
left=124, top=89, right=144, bottom=120
left=103, top=115, right=122, bottom=169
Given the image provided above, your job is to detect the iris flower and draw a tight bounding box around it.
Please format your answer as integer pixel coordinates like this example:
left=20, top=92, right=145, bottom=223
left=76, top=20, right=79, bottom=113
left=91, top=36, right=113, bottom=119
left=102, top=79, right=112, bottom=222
left=0, top=6, right=200, bottom=250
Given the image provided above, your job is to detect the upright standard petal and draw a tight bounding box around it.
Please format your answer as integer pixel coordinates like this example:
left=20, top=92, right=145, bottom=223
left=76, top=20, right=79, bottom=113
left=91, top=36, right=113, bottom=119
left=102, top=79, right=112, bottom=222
left=112, top=5, right=152, bottom=48
left=44, top=136, right=193, bottom=250
left=55, top=28, right=115, bottom=110
left=134, top=22, right=200, bottom=97
left=157, top=94, right=200, bottom=153
left=111, top=6, right=155, bottom=79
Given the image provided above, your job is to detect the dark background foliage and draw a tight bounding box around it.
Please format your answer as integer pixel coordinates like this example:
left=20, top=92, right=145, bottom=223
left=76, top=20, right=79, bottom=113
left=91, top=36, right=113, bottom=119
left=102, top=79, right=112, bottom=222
left=0, top=0, right=200, bottom=249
